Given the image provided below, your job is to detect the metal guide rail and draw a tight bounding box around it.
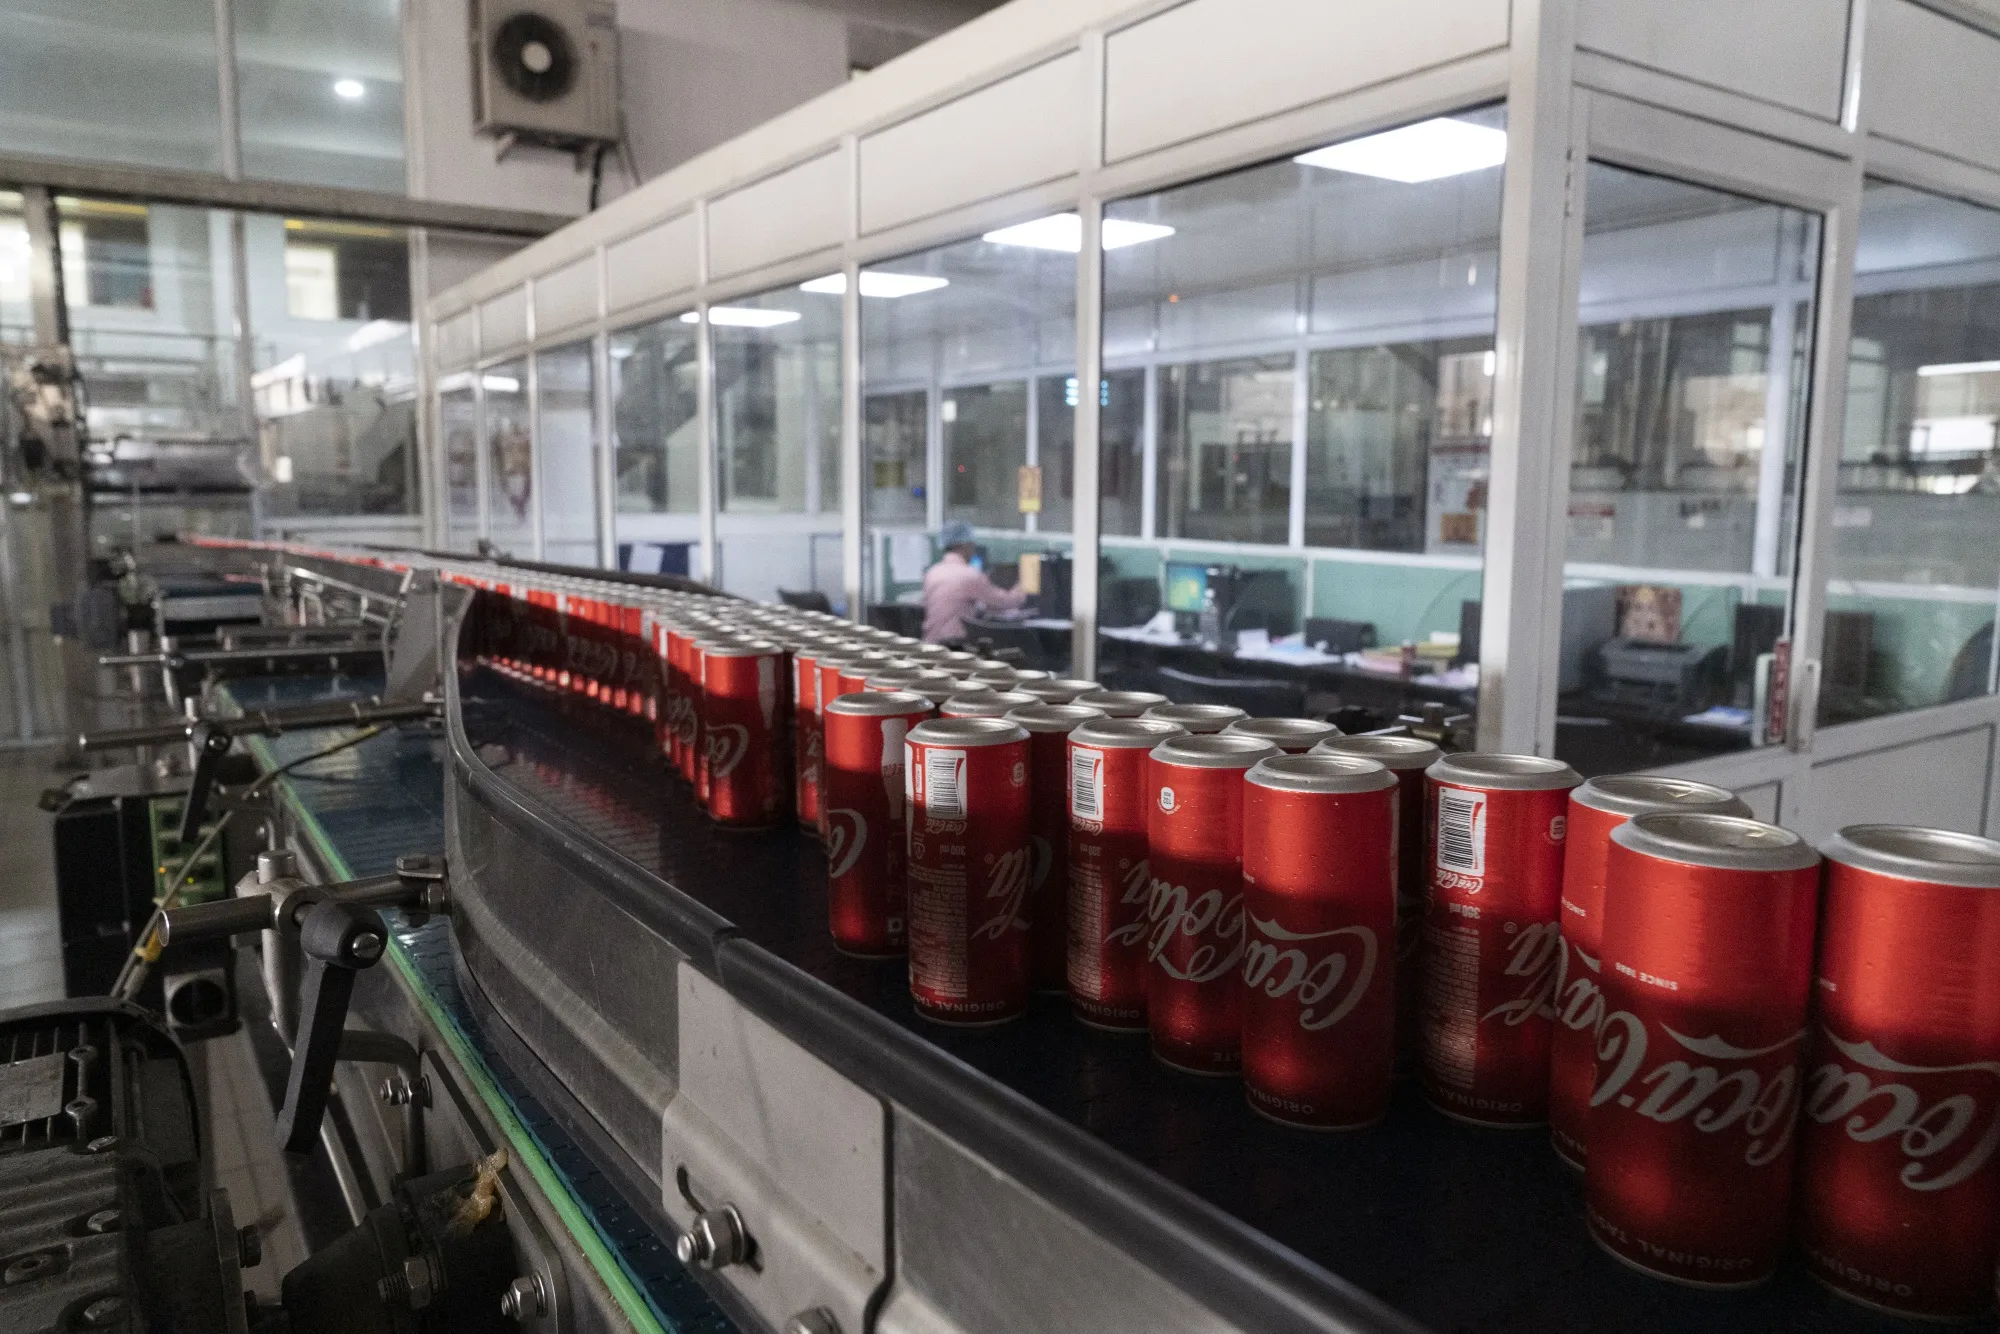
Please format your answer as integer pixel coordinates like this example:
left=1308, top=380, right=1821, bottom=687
left=426, top=589, right=1926, bottom=1333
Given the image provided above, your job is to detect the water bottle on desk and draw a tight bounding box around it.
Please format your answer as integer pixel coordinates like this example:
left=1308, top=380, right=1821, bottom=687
left=1197, top=587, right=1222, bottom=651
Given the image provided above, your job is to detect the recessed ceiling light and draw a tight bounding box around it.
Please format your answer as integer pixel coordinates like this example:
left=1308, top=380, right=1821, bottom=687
left=333, top=78, right=365, bottom=101
left=981, top=213, right=1175, bottom=253
left=481, top=374, right=519, bottom=392
left=679, top=307, right=802, bottom=328
left=800, top=272, right=950, bottom=298
left=1917, top=359, right=2000, bottom=377
left=1294, top=118, right=1507, bottom=183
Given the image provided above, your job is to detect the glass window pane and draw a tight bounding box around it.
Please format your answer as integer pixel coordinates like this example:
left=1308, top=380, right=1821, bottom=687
left=1091, top=368, right=1148, bottom=538
left=537, top=340, right=598, bottom=566
left=441, top=382, right=479, bottom=552
left=483, top=359, right=531, bottom=557
left=1098, top=108, right=1503, bottom=726
left=1555, top=163, right=1821, bottom=776
left=235, top=0, right=405, bottom=191
left=610, top=316, right=699, bottom=519
left=860, top=231, right=1076, bottom=633
left=710, top=285, right=841, bottom=601
left=0, top=2, right=223, bottom=174
left=249, top=215, right=417, bottom=518
left=1823, top=181, right=2000, bottom=722
left=0, top=192, right=28, bottom=341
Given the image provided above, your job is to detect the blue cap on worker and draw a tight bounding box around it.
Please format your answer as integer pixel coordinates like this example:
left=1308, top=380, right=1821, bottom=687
left=939, top=520, right=976, bottom=552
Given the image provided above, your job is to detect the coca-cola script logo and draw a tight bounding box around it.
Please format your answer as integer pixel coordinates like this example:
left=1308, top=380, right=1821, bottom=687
left=1243, top=916, right=1377, bottom=1031
left=1592, top=1013, right=1804, bottom=1167
left=972, top=847, right=1033, bottom=942
left=1105, top=858, right=1152, bottom=947
left=1480, top=920, right=1563, bottom=1028
left=824, top=808, right=867, bottom=880
left=1804, top=1032, right=2000, bottom=1193
left=707, top=723, right=750, bottom=781
left=1145, top=877, right=1245, bottom=983
left=1552, top=939, right=1602, bottom=1037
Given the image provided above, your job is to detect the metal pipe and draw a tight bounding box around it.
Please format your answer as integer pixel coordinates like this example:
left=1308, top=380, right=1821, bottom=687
left=79, top=698, right=435, bottom=751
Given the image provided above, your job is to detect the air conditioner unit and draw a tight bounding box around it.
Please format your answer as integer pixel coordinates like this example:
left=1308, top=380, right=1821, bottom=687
left=470, top=0, right=620, bottom=146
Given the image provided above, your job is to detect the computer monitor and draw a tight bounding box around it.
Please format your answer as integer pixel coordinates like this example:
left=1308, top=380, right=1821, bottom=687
left=1164, top=562, right=1211, bottom=614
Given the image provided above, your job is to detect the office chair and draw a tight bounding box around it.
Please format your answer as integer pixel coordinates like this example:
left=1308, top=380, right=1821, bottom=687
left=778, top=588, right=834, bottom=613
left=1157, top=665, right=1306, bottom=718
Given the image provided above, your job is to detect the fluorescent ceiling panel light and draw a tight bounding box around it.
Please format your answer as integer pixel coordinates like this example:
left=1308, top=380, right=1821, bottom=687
left=481, top=374, right=520, bottom=392
left=982, top=213, right=1175, bottom=253
left=1917, top=359, right=2000, bottom=377
left=346, top=319, right=406, bottom=351
left=800, top=272, right=950, bottom=298
left=679, top=308, right=801, bottom=328
left=1294, top=118, right=1507, bottom=183
left=333, top=78, right=365, bottom=100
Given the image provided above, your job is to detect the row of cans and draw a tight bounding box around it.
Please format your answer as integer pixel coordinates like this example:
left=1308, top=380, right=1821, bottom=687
left=438, top=566, right=2000, bottom=1319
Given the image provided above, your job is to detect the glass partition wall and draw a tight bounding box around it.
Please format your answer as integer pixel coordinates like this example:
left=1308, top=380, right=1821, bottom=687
left=536, top=340, right=599, bottom=566
left=1094, top=108, right=1505, bottom=727
left=1553, top=165, right=1821, bottom=777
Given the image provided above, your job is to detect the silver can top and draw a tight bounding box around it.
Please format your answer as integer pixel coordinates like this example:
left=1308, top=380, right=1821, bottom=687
left=699, top=638, right=781, bottom=658
left=1142, top=702, right=1250, bottom=734
left=1070, top=716, right=1187, bottom=749
left=1612, top=811, right=1820, bottom=873
left=1224, top=717, right=1342, bottom=752
left=1824, top=824, right=2000, bottom=889
left=1005, top=702, right=1108, bottom=733
left=1573, top=773, right=1749, bottom=820
left=1311, top=734, right=1442, bottom=770
left=1150, top=732, right=1280, bottom=770
left=1427, top=752, right=1582, bottom=792
left=907, top=715, right=1028, bottom=748
left=967, top=667, right=1020, bottom=686
left=826, top=690, right=932, bottom=718
left=940, top=689, right=1038, bottom=718
left=1247, top=753, right=1394, bottom=795
left=1073, top=689, right=1169, bottom=717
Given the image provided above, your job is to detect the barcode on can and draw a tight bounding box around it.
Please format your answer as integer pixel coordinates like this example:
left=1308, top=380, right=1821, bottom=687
left=1070, top=748, right=1104, bottom=821
left=1436, top=788, right=1486, bottom=875
left=920, top=748, right=967, bottom=818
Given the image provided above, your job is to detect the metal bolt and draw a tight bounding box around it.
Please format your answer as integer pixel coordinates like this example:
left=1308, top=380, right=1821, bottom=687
left=349, top=931, right=384, bottom=963
left=673, top=1205, right=748, bottom=1270
left=86, top=1136, right=117, bottom=1153
left=786, top=1309, right=841, bottom=1334
left=84, top=1209, right=122, bottom=1234
left=3, top=1251, right=57, bottom=1284
left=82, top=1295, right=126, bottom=1326
left=401, top=1254, right=436, bottom=1309
left=499, top=1273, right=548, bottom=1321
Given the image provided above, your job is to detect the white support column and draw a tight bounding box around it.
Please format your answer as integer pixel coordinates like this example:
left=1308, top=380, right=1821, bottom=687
left=1288, top=340, right=1309, bottom=549
left=1751, top=220, right=1807, bottom=579
left=1476, top=0, right=1582, bottom=755
left=1140, top=361, right=1159, bottom=539
left=925, top=353, right=944, bottom=532
left=1023, top=374, right=1040, bottom=535
left=525, top=279, right=545, bottom=561
left=594, top=327, right=616, bottom=569
left=1070, top=29, right=1108, bottom=680
left=695, top=200, right=719, bottom=586
left=841, top=257, right=864, bottom=620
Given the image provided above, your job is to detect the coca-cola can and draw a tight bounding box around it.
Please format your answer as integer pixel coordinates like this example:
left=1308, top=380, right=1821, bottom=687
left=1073, top=689, right=1167, bottom=718
left=940, top=690, right=1037, bottom=719
left=1241, top=753, right=1398, bottom=1129
left=968, top=666, right=1022, bottom=688
left=699, top=639, right=789, bottom=828
left=1147, top=732, right=1280, bottom=1074
left=1223, top=717, right=1341, bottom=753
left=1419, top=752, right=1580, bottom=1126
left=791, top=642, right=836, bottom=833
left=822, top=691, right=931, bottom=957
left=1067, top=717, right=1186, bottom=1030
left=1796, top=825, right=2000, bottom=1318
left=904, top=716, right=1033, bottom=1025
left=1142, top=702, right=1248, bottom=735
left=1312, top=735, right=1440, bottom=1080
left=1588, top=811, right=1820, bottom=1288
left=838, top=650, right=894, bottom=694
left=1007, top=703, right=1108, bottom=994
left=1015, top=677, right=1098, bottom=704
left=1549, top=775, right=1748, bottom=1171
left=665, top=621, right=701, bottom=783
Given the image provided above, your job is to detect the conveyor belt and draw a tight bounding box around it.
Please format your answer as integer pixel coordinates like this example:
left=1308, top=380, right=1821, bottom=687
left=225, top=675, right=737, bottom=1334
left=456, top=665, right=1936, bottom=1334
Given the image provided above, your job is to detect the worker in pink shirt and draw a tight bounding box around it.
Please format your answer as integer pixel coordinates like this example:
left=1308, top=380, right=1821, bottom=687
left=921, top=520, right=1028, bottom=643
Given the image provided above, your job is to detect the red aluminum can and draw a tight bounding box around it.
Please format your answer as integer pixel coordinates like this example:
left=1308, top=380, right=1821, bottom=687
left=1142, top=702, right=1247, bottom=735
left=1073, top=689, right=1167, bottom=718
left=1796, top=825, right=2000, bottom=1319
left=699, top=638, right=788, bottom=827
left=1146, top=732, right=1280, bottom=1074
left=904, top=716, right=1033, bottom=1025
left=665, top=621, right=703, bottom=783
left=1548, top=776, right=1747, bottom=1171
left=821, top=691, right=932, bottom=957
left=939, top=690, right=1037, bottom=719
left=1067, top=717, right=1186, bottom=1030
left=837, top=650, right=894, bottom=695
left=1223, top=717, right=1341, bottom=754
left=1007, top=703, right=1108, bottom=994
left=1241, top=753, right=1398, bottom=1129
left=1587, top=812, right=1820, bottom=1288
left=791, top=642, right=834, bottom=833
left=1312, top=735, right=1440, bottom=1080
left=1419, top=752, right=1580, bottom=1126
